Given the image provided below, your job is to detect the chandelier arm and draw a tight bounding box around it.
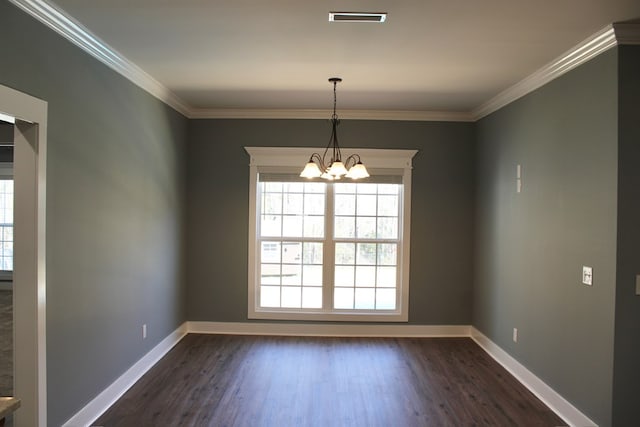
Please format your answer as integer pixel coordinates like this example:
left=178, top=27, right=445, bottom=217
left=309, top=152, right=327, bottom=171
left=344, top=154, right=361, bottom=169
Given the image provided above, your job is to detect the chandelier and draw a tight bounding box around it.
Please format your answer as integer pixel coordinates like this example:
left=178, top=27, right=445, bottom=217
left=300, top=78, right=370, bottom=180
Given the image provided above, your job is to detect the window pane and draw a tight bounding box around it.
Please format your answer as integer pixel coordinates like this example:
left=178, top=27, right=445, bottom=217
left=356, top=217, right=376, bottom=239
left=377, top=267, right=396, bottom=287
left=355, top=266, right=376, bottom=287
left=261, top=264, right=280, bottom=285
left=303, top=242, right=323, bottom=264
left=334, top=216, right=355, bottom=238
left=261, top=242, right=281, bottom=263
left=334, top=266, right=354, bottom=286
left=261, top=215, right=281, bottom=237
left=283, top=193, right=303, bottom=214
left=335, top=194, right=355, bottom=215
left=377, top=195, right=398, bottom=216
left=302, top=287, right=322, bottom=308
left=302, top=265, right=322, bottom=286
left=334, top=288, right=354, bottom=309
left=304, top=194, right=325, bottom=215
left=282, top=215, right=303, bottom=237
left=282, top=242, right=301, bottom=263
left=281, top=287, right=301, bottom=308
left=355, top=288, right=375, bottom=309
left=335, top=243, right=355, bottom=265
left=357, top=194, right=377, bottom=216
left=282, top=265, right=301, bottom=286
left=377, top=217, right=398, bottom=239
left=261, top=286, right=280, bottom=307
left=376, top=289, right=396, bottom=309
left=263, top=193, right=282, bottom=214
left=356, top=243, right=377, bottom=265
left=303, top=215, right=324, bottom=238
left=3, top=227, right=12, bottom=242
left=378, top=244, right=397, bottom=265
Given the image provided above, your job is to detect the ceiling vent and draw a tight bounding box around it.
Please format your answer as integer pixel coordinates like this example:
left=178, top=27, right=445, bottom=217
left=329, top=12, right=387, bottom=23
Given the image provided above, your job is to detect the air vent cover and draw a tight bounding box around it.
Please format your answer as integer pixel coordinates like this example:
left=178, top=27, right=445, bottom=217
left=329, top=12, right=387, bottom=23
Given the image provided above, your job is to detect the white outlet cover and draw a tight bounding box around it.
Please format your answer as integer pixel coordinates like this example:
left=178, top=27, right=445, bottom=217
left=582, top=266, right=593, bottom=286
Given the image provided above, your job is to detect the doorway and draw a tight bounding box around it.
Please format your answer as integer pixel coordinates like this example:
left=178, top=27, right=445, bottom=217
left=0, top=122, right=14, bottom=420
left=0, top=84, right=47, bottom=427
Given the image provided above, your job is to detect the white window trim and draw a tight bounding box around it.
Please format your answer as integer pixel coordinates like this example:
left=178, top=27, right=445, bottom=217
left=246, top=147, right=417, bottom=322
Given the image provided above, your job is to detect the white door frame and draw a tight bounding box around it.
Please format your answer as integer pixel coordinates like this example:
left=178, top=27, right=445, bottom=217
left=0, top=84, right=47, bottom=427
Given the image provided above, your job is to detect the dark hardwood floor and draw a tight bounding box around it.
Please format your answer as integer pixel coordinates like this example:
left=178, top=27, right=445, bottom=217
left=94, top=334, right=567, bottom=427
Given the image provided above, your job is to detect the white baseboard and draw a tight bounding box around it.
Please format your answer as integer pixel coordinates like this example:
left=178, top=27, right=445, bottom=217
left=187, top=321, right=471, bottom=337
left=470, top=327, right=596, bottom=427
left=62, top=322, right=188, bottom=427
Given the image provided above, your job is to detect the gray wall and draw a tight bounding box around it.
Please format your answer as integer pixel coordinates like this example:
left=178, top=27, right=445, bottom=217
left=186, top=119, right=476, bottom=324
left=0, top=122, right=12, bottom=142
left=612, top=45, right=640, bottom=426
left=474, top=50, right=619, bottom=426
left=1, top=3, right=187, bottom=426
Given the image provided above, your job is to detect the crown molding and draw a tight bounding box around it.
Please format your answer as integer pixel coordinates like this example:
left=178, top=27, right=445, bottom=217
left=8, top=0, right=191, bottom=117
left=188, top=108, right=474, bottom=122
left=613, top=22, right=640, bottom=45
left=9, top=1, right=640, bottom=122
left=472, top=25, right=618, bottom=120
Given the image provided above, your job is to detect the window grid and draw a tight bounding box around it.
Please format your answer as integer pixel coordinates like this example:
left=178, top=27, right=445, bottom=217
left=332, top=183, right=400, bottom=310
left=257, top=180, right=400, bottom=312
left=258, top=181, right=326, bottom=309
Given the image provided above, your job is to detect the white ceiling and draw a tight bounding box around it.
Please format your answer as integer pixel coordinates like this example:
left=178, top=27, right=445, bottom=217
left=46, top=0, right=640, bottom=116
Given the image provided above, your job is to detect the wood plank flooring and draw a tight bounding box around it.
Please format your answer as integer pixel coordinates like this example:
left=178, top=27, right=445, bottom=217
left=0, top=290, right=12, bottom=397
left=94, top=334, right=567, bottom=427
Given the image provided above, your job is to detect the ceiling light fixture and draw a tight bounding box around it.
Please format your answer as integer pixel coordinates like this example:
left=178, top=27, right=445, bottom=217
left=300, top=78, right=370, bottom=181
left=329, top=12, right=387, bottom=23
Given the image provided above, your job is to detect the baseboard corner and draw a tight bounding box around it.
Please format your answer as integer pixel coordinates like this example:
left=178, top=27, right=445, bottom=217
left=470, top=326, right=597, bottom=427
left=62, top=322, right=188, bottom=427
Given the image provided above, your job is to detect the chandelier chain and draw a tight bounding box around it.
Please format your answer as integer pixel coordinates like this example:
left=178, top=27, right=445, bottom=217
left=332, top=79, right=338, bottom=120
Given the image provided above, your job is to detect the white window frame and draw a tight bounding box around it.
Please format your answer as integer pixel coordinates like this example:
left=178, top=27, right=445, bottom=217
left=246, top=147, right=417, bottom=322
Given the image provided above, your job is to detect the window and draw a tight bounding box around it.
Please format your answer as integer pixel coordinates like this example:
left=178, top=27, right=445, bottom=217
left=246, top=147, right=416, bottom=321
left=0, top=163, right=13, bottom=280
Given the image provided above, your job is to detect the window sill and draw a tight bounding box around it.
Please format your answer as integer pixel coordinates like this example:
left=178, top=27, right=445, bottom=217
left=249, top=308, right=408, bottom=322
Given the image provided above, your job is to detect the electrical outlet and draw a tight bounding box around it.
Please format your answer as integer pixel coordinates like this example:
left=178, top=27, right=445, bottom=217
left=513, top=328, right=518, bottom=343
left=582, top=266, right=593, bottom=286
left=142, top=324, right=147, bottom=339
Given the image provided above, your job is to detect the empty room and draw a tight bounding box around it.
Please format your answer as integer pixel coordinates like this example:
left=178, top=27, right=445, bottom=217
left=1, top=1, right=640, bottom=426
